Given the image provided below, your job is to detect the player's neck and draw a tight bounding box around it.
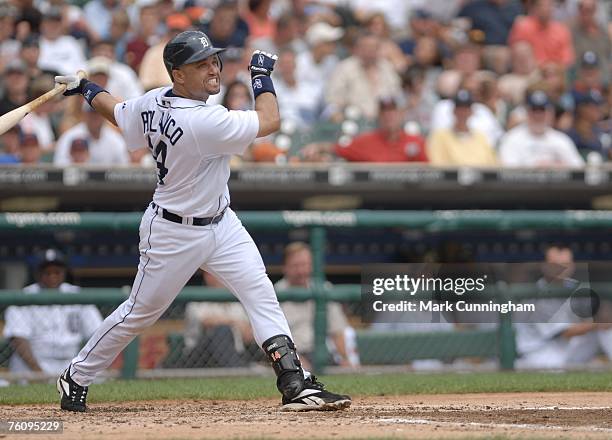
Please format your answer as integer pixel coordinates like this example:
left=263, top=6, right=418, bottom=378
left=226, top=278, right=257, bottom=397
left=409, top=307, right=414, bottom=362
left=168, top=86, right=209, bottom=102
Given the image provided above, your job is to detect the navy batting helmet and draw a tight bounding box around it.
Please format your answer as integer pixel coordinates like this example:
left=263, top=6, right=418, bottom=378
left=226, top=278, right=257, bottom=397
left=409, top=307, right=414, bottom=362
left=163, top=31, right=226, bottom=80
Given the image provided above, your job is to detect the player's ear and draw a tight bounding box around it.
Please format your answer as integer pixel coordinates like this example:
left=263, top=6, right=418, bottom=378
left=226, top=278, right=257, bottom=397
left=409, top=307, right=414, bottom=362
left=172, top=67, right=185, bottom=84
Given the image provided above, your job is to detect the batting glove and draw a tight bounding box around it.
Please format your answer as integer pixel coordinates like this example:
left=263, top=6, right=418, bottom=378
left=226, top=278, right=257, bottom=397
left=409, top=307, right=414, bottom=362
left=248, top=50, right=278, bottom=79
left=55, top=75, right=86, bottom=97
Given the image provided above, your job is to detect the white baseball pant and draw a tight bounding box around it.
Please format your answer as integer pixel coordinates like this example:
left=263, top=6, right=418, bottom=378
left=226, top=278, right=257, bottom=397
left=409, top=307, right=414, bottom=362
left=69, top=204, right=292, bottom=386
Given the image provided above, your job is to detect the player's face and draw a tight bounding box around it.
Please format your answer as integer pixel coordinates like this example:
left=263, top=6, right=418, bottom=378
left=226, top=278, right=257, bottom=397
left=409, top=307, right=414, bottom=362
left=39, top=264, right=66, bottom=289
left=284, top=249, right=312, bottom=288
left=176, top=55, right=222, bottom=100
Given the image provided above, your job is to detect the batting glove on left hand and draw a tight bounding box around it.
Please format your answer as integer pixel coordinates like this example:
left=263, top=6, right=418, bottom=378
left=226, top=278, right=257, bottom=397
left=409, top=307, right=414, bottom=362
left=55, top=75, right=86, bottom=97
left=248, top=50, right=278, bottom=79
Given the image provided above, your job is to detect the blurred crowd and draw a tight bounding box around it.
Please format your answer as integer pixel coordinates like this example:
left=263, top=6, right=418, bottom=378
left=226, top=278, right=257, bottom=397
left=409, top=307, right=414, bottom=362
left=0, top=0, right=610, bottom=166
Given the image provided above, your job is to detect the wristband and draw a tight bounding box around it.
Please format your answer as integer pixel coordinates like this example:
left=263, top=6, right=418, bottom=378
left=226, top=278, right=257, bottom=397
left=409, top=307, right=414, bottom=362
left=251, top=75, right=276, bottom=99
left=81, top=80, right=108, bottom=107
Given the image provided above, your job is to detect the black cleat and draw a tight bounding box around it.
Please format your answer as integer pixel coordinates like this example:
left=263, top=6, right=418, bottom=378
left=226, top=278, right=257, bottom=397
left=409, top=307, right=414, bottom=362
left=281, top=376, right=351, bottom=412
left=57, top=367, right=88, bottom=412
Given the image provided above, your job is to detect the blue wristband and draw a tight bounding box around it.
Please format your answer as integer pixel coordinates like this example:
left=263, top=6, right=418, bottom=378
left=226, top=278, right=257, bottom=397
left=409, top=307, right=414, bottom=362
left=251, top=76, right=276, bottom=99
left=82, top=80, right=108, bottom=107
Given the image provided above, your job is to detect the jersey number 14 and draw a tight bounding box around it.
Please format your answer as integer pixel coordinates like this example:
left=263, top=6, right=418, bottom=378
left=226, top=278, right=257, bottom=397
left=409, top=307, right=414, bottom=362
left=147, top=135, right=169, bottom=185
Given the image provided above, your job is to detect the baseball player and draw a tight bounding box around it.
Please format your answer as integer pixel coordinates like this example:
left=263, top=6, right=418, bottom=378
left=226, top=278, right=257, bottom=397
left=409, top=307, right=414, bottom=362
left=53, top=31, right=351, bottom=413
left=3, top=249, right=103, bottom=377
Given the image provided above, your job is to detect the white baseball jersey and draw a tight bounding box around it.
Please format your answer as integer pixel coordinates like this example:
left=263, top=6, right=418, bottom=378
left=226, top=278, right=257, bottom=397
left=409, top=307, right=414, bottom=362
left=3, top=283, right=103, bottom=375
left=114, top=87, right=259, bottom=217
left=69, top=86, right=295, bottom=387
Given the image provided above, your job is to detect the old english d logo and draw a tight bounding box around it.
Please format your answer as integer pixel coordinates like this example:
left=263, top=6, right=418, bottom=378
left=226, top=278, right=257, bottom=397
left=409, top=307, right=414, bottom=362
left=199, top=37, right=209, bottom=48
left=258, top=54, right=265, bottom=66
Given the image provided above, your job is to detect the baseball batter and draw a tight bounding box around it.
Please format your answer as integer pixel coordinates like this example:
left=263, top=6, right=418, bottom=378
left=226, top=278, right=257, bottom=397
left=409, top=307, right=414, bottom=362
left=54, top=31, right=351, bottom=413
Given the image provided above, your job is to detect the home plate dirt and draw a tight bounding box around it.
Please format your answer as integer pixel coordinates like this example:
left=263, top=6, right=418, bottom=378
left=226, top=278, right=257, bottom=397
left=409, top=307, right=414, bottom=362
left=2, top=392, right=612, bottom=439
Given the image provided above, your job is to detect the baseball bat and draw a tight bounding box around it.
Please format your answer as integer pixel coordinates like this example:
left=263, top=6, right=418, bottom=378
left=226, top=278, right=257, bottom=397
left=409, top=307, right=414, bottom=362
left=0, top=70, right=87, bottom=136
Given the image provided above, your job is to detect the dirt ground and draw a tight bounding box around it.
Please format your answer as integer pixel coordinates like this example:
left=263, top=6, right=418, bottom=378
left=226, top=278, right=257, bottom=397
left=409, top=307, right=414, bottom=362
left=2, top=392, right=612, bottom=440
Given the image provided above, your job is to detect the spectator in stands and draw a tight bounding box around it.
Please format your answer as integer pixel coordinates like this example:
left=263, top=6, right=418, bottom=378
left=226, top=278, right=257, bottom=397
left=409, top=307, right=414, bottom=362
left=109, top=9, right=131, bottom=62
left=514, top=244, right=612, bottom=369
left=273, top=47, right=320, bottom=130
left=508, top=0, right=574, bottom=68
left=0, top=3, right=19, bottom=72
left=572, top=0, right=610, bottom=86
left=402, top=67, right=438, bottom=134
left=572, top=51, right=605, bottom=96
left=0, top=125, right=21, bottom=163
left=91, top=40, right=144, bottom=100
left=20, top=74, right=58, bottom=152
left=0, top=60, right=29, bottom=116
left=428, top=89, right=498, bottom=167
left=54, top=105, right=129, bottom=166
left=38, top=7, right=86, bottom=75
left=242, top=0, right=275, bottom=41
left=139, top=13, right=190, bottom=91
left=19, top=34, right=43, bottom=80
left=68, top=138, right=90, bottom=164
left=14, top=0, right=43, bottom=38
left=17, top=132, right=42, bottom=164
left=200, top=0, right=248, bottom=48
left=2, top=249, right=103, bottom=376
left=507, top=68, right=574, bottom=132
left=83, top=0, right=120, bottom=41
left=437, top=40, right=484, bottom=100
left=249, top=11, right=305, bottom=56
left=296, top=21, right=343, bottom=109
left=399, top=9, right=438, bottom=59
left=365, top=12, right=407, bottom=73
left=222, top=80, right=252, bottom=111
left=458, top=0, right=523, bottom=46
left=566, top=89, right=609, bottom=160
left=124, top=0, right=161, bottom=72
left=275, top=242, right=358, bottom=369
left=325, top=32, right=402, bottom=121
left=183, top=272, right=261, bottom=368
left=430, top=75, right=504, bottom=147
left=499, top=90, right=584, bottom=168
left=330, top=97, right=427, bottom=163
left=498, top=41, right=540, bottom=106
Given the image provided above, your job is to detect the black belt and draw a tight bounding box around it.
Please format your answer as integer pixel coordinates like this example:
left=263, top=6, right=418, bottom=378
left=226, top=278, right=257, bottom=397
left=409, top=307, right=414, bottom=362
left=151, top=203, right=225, bottom=226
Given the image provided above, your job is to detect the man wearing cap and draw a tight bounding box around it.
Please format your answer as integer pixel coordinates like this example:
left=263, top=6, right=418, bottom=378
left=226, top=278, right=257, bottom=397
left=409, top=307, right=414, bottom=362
left=566, top=89, right=609, bottom=159
left=17, top=132, right=42, bottom=164
left=572, top=51, right=605, bottom=96
left=54, top=104, right=129, bottom=166
left=333, top=97, right=428, bottom=163
left=499, top=90, right=584, bottom=168
left=296, top=21, right=343, bottom=106
left=572, top=0, right=610, bottom=85
left=3, top=250, right=103, bottom=377
left=0, top=60, right=29, bottom=115
left=69, top=138, right=90, bottom=164
left=19, top=34, right=44, bottom=80
left=428, top=89, right=497, bottom=167
left=38, top=7, right=86, bottom=75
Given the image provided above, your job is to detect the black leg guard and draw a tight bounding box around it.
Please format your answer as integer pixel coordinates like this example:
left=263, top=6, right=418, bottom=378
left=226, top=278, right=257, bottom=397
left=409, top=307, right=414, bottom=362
left=262, top=334, right=305, bottom=400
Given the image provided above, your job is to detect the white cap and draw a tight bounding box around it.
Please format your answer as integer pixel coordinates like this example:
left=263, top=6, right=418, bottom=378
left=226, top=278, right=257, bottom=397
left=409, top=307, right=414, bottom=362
left=306, top=22, right=344, bottom=46
left=87, top=56, right=111, bottom=76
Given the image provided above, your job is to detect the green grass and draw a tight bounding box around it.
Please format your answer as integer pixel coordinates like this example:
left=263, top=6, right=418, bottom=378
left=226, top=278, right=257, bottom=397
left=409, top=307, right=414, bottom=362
left=2, top=371, right=612, bottom=405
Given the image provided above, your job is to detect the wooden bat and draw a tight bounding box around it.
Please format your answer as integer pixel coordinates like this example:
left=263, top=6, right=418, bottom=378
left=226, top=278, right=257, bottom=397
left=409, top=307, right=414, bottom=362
left=0, top=70, right=87, bottom=136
